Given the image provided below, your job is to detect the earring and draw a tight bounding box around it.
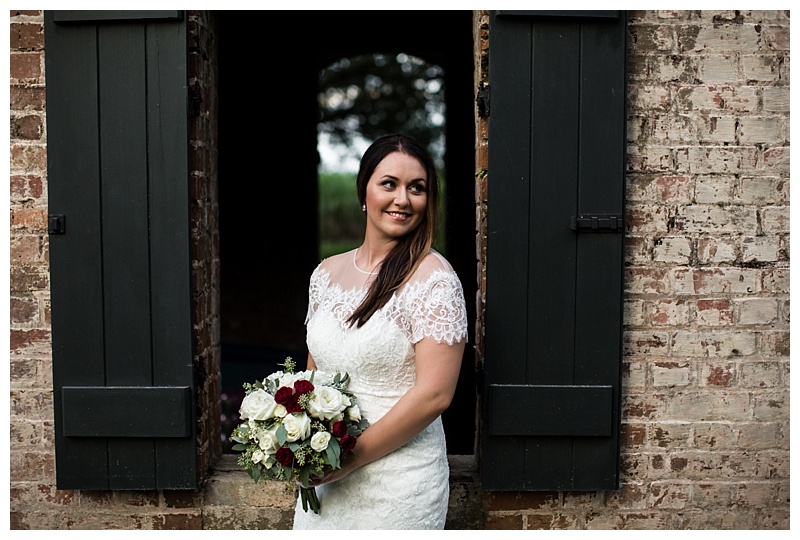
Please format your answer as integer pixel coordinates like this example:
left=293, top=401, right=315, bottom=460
left=362, top=203, right=366, bottom=212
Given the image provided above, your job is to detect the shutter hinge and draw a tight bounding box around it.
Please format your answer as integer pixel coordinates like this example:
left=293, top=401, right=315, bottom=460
left=570, top=214, right=624, bottom=233
left=48, top=214, right=66, bottom=235
left=476, top=82, right=490, bottom=118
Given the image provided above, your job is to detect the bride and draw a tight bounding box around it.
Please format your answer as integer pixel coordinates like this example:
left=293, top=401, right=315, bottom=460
left=292, top=134, right=468, bottom=530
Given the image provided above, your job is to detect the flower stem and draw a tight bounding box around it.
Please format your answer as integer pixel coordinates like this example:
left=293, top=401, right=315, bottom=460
left=300, top=486, right=320, bottom=514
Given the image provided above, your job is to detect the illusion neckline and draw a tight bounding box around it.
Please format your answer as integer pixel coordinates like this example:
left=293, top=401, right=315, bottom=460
left=353, top=248, right=380, bottom=275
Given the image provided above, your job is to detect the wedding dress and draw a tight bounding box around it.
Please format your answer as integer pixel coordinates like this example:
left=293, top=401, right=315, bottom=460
left=292, top=249, right=468, bottom=530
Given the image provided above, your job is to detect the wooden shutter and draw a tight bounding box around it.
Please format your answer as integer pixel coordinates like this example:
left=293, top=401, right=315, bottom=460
left=44, top=11, right=196, bottom=489
left=482, top=11, right=627, bottom=490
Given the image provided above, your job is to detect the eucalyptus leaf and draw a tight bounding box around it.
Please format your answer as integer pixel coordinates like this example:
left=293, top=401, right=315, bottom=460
left=276, top=424, right=288, bottom=445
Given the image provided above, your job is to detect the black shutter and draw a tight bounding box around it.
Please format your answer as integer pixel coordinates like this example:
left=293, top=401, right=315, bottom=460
left=44, top=11, right=196, bottom=490
left=482, top=11, right=627, bottom=490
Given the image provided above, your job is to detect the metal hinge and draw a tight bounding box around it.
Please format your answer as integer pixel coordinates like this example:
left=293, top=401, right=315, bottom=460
left=570, top=214, right=624, bottom=233
left=48, top=214, right=66, bottom=235
left=476, top=82, right=490, bottom=117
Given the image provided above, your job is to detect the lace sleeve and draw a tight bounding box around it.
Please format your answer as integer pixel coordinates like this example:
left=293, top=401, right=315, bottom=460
left=407, top=270, right=468, bottom=346
left=305, top=265, right=327, bottom=325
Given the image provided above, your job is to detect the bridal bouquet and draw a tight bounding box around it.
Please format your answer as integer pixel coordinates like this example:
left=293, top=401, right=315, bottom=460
left=231, top=357, right=369, bottom=514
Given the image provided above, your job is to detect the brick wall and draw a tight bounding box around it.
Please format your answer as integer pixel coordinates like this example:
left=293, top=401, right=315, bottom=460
left=475, top=10, right=789, bottom=529
left=10, top=9, right=789, bottom=530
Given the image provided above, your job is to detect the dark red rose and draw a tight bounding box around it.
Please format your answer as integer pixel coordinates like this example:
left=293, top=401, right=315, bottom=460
left=294, top=379, right=314, bottom=395
left=331, top=421, right=347, bottom=438
left=285, top=395, right=303, bottom=414
left=274, top=386, right=294, bottom=405
left=339, top=435, right=356, bottom=452
left=275, top=447, right=294, bottom=466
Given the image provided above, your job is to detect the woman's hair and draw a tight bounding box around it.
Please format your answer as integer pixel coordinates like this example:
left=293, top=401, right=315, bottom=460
left=347, top=133, right=440, bottom=328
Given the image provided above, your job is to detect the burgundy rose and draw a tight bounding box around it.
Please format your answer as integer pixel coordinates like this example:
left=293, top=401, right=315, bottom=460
left=339, top=435, right=356, bottom=452
left=294, top=379, right=314, bottom=395
left=274, top=386, right=294, bottom=405
left=275, top=447, right=294, bottom=466
left=331, top=421, right=347, bottom=438
left=285, top=395, right=303, bottom=414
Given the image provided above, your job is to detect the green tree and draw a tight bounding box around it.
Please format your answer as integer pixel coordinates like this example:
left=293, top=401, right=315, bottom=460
left=318, top=53, right=445, bottom=169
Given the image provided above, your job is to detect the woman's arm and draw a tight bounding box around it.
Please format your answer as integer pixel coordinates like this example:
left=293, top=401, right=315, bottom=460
left=309, top=336, right=465, bottom=486
left=305, top=351, right=317, bottom=371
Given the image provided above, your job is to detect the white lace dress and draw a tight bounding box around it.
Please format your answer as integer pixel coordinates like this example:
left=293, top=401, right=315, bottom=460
left=292, top=249, right=468, bottom=530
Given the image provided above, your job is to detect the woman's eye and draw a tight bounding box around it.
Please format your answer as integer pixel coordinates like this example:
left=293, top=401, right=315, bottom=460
left=410, top=183, right=426, bottom=194
left=381, top=180, right=395, bottom=189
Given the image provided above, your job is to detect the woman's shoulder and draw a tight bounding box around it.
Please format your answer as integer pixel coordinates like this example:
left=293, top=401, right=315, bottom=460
left=406, top=249, right=460, bottom=288
left=416, top=249, right=456, bottom=275
left=315, top=249, right=356, bottom=272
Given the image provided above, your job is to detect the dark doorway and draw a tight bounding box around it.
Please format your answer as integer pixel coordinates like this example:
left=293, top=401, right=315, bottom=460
left=217, top=11, right=476, bottom=454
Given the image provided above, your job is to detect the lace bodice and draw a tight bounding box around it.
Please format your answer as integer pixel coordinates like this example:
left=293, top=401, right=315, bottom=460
left=292, top=249, right=468, bottom=530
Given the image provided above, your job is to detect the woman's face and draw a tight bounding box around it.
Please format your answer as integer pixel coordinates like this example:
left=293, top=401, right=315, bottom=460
left=364, top=151, right=428, bottom=242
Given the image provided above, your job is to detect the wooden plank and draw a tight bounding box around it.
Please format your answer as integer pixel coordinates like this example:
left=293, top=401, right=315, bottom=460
left=572, top=14, right=627, bottom=490
left=522, top=20, right=581, bottom=489
left=62, top=387, right=192, bottom=437
left=145, top=19, right=197, bottom=489
left=53, top=11, right=182, bottom=23
left=483, top=12, right=534, bottom=490
left=44, top=12, right=110, bottom=490
left=97, top=22, right=156, bottom=490
left=487, top=385, right=613, bottom=436
left=527, top=20, right=580, bottom=384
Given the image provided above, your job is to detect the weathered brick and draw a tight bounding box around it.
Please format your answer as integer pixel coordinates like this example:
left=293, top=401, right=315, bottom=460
left=737, top=422, right=783, bottom=449
left=672, top=330, right=756, bottom=357
left=738, top=175, right=782, bottom=204
left=691, top=482, right=732, bottom=508
left=695, top=115, right=736, bottom=143
left=693, top=422, right=736, bottom=449
left=696, top=54, right=739, bottom=84
left=752, top=392, right=789, bottom=421
left=626, top=267, right=670, bottom=295
left=736, top=298, right=779, bottom=325
left=696, top=298, right=734, bottom=326
left=699, top=361, right=736, bottom=387
left=666, top=391, right=750, bottom=421
left=695, top=175, right=736, bottom=203
left=759, top=331, right=790, bottom=357
left=738, top=116, right=784, bottom=144
left=651, top=298, right=692, bottom=325
left=652, top=361, right=692, bottom=387
left=762, top=86, right=789, bottom=112
left=9, top=52, right=42, bottom=79
left=653, top=236, right=692, bottom=264
left=697, top=237, right=737, bottom=264
left=760, top=205, right=789, bottom=233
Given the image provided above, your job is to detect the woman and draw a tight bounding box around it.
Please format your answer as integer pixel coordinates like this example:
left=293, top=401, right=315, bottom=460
left=292, top=134, right=468, bottom=529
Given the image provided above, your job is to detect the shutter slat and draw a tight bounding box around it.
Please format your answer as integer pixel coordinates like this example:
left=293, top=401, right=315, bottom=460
left=62, top=387, right=192, bottom=437
left=487, top=385, right=612, bottom=436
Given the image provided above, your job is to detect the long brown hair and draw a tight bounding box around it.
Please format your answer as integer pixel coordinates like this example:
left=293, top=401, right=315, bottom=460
left=347, top=134, right=440, bottom=328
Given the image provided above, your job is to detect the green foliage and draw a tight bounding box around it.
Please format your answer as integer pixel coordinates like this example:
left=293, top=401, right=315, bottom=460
left=319, top=171, right=362, bottom=257
left=319, top=53, right=445, bottom=169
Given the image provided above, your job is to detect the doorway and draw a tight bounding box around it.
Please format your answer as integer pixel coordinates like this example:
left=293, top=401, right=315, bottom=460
left=216, top=11, right=476, bottom=454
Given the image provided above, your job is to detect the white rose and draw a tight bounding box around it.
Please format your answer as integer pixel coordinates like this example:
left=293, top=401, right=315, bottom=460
left=310, top=431, right=332, bottom=453
left=257, top=424, right=282, bottom=454
left=278, top=370, right=315, bottom=389
left=239, top=389, right=278, bottom=421
left=282, top=412, right=311, bottom=442
left=273, top=404, right=287, bottom=418
left=346, top=404, right=361, bottom=422
left=251, top=449, right=265, bottom=464
left=307, top=386, right=350, bottom=420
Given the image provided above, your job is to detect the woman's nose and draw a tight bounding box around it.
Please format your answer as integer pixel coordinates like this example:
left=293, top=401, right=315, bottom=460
left=394, top=189, right=409, bottom=206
